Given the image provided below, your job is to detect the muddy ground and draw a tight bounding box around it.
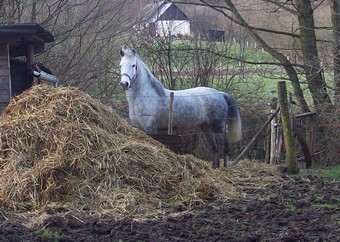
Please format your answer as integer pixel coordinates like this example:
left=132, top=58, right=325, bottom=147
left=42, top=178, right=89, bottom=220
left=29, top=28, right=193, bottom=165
left=0, top=174, right=339, bottom=242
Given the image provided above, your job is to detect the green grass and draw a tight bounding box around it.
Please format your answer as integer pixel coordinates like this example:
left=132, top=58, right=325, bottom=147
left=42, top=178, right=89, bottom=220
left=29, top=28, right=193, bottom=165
left=136, top=38, right=274, bottom=70
left=312, top=203, right=338, bottom=209
left=40, top=229, right=60, bottom=242
left=305, top=165, right=340, bottom=181
left=134, top=39, right=297, bottom=93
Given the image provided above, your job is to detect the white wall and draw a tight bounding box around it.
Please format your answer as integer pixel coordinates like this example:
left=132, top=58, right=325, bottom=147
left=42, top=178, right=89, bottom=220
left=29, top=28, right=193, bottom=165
left=155, top=20, right=190, bottom=37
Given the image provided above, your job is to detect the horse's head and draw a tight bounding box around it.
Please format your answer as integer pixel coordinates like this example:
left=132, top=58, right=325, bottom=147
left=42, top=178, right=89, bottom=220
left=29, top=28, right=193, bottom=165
left=119, top=46, right=138, bottom=90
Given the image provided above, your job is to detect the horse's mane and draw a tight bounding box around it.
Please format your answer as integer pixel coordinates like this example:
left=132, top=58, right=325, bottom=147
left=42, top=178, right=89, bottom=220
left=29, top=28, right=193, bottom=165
left=137, top=56, right=166, bottom=97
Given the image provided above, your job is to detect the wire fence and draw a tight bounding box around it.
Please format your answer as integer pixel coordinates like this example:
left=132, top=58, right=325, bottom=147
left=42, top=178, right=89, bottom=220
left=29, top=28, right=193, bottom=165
left=102, top=94, right=340, bottom=165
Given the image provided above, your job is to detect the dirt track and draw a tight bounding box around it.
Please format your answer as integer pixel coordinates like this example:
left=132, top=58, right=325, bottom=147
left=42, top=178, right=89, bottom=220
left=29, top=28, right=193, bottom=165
left=0, top=174, right=339, bottom=242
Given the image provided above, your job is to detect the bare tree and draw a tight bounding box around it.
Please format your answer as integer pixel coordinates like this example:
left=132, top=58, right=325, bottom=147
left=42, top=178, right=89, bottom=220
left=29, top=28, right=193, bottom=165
left=294, top=0, right=332, bottom=108
left=175, top=0, right=338, bottom=112
left=331, top=0, right=340, bottom=107
left=184, top=0, right=310, bottom=111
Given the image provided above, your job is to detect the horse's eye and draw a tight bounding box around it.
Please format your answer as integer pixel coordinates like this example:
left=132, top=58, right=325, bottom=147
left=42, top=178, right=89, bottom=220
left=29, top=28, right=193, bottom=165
left=132, top=64, right=136, bottom=68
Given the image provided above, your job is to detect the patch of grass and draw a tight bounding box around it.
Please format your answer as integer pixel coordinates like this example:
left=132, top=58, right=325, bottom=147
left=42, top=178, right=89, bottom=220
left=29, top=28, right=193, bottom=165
left=40, top=229, right=60, bottom=242
left=308, top=165, right=340, bottom=181
left=312, top=203, right=338, bottom=209
left=285, top=203, right=297, bottom=212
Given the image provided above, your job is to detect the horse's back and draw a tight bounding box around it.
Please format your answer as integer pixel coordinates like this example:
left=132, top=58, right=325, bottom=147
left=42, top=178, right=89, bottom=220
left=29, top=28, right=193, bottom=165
left=169, top=87, right=228, bottom=129
left=172, top=86, right=219, bottom=96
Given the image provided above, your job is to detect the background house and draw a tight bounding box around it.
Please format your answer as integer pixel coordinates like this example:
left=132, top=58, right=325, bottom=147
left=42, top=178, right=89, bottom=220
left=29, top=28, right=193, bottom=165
left=134, top=1, right=227, bottom=41
left=135, top=1, right=191, bottom=37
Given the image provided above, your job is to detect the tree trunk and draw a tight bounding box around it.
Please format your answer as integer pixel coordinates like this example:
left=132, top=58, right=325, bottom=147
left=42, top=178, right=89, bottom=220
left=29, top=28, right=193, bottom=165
left=224, top=0, right=310, bottom=112
left=292, top=116, right=312, bottom=168
left=295, top=0, right=333, bottom=109
left=331, top=0, right=340, bottom=107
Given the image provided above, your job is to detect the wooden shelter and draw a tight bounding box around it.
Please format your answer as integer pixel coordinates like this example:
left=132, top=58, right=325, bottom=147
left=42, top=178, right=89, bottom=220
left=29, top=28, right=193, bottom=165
left=0, top=23, right=54, bottom=114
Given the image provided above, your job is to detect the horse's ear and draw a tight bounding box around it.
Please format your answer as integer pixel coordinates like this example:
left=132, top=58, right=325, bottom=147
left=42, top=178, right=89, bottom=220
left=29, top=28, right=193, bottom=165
left=132, top=48, right=136, bottom=55
left=120, top=47, right=125, bottom=57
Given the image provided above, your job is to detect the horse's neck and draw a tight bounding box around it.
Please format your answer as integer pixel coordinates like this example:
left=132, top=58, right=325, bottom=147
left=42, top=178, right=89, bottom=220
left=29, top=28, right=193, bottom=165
left=130, top=61, right=167, bottom=99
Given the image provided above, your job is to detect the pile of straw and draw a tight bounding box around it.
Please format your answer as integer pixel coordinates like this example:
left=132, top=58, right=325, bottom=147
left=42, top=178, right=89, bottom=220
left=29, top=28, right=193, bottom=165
left=0, top=85, right=282, bottom=217
left=0, top=85, right=209, bottom=213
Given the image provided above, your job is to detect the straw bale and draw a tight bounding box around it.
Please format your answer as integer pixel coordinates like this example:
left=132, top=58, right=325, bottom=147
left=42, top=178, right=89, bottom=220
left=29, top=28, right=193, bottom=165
left=0, top=85, right=283, bottom=217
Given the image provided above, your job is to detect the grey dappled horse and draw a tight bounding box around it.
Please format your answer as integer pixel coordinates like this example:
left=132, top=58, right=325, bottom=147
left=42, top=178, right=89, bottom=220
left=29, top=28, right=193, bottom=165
left=119, top=46, right=242, bottom=168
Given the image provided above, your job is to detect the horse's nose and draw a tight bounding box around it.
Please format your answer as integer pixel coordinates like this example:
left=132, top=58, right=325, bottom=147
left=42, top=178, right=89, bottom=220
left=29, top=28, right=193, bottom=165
left=119, top=80, right=129, bottom=90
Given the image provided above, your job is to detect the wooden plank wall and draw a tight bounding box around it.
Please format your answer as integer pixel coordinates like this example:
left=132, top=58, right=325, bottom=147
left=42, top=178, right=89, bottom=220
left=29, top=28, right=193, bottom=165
left=0, top=42, right=11, bottom=114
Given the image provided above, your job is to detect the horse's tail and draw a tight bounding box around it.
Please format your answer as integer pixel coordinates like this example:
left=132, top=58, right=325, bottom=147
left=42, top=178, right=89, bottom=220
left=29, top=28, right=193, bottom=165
left=223, top=93, right=242, bottom=144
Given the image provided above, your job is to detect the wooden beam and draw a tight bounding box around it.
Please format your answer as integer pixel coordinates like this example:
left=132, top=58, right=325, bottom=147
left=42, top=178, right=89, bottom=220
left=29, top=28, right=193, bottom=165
left=26, top=44, right=34, bottom=88
left=270, top=98, right=278, bottom=165
left=0, top=42, right=11, bottom=113
left=231, top=106, right=280, bottom=166
left=0, top=69, right=10, bottom=76
left=0, top=36, right=21, bottom=43
left=295, top=112, right=316, bottom=119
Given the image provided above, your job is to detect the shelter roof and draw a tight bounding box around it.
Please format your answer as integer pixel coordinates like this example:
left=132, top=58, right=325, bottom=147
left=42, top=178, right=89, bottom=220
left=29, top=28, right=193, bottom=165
left=0, top=23, right=54, bottom=57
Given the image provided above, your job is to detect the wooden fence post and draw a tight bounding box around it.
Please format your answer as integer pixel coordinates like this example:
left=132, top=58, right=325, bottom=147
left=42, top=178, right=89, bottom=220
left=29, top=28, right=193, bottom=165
left=277, top=81, right=299, bottom=174
left=168, top=92, right=174, bottom=135
left=269, top=98, right=278, bottom=165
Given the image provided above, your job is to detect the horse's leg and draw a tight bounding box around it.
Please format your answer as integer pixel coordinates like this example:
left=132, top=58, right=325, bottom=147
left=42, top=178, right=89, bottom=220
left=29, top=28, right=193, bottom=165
left=210, top=122, right=230, bottom=168
left=214, top=131, right=229, bottom=167
left=222, top=132, right=229, bottom=167
left=200, top=124, right=220, bottom=168
left=211, top=133, right=220, bottom=168
left=209, top=119, right=229, bottom=167
left=143, top=117, right=159, bottom=135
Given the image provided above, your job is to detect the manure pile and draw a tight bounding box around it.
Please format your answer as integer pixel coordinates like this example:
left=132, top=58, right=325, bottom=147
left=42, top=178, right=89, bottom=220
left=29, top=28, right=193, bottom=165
left=0, top=85, right=282, bottom=217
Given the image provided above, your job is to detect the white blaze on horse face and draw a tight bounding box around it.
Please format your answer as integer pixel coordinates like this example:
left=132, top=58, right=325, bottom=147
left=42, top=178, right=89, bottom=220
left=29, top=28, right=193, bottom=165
left=119, top=55, right=137, bottom=91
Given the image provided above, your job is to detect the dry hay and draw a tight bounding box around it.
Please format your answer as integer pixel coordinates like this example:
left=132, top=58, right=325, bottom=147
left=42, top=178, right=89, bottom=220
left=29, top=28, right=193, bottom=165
left=0, top=85, right=283, bottom=217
